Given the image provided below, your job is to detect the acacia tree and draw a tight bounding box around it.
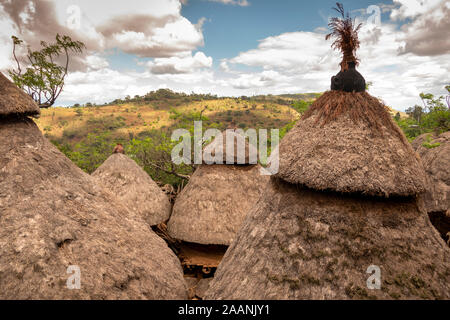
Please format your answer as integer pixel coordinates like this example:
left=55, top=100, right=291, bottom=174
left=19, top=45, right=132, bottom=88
left=8, top=34, right=85, bottom=108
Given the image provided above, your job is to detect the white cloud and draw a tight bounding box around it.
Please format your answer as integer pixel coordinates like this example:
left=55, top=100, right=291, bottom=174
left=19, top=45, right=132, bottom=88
left=0, top=0, right=204, bottom=62
left=207, top=0, right=250, bottom=6
left=220, top=18, right=449, bottom=110
left=390, top=0, right=442, bottom=20
left=85, top=55, right=110, bottom=71
left=147, top=51, right=213, bottom=74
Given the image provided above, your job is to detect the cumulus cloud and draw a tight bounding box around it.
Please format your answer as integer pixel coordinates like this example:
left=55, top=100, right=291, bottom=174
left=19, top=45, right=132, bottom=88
left=0, top=0, right=204, bottom=68
left=390, top=0, right=443, bottom=19
left=398, top=1, right=450, bottom=56
left=147, top=51, right=213, bottom=74
left=221, top=19, right=449, bottom=110
left=207, top=0, right=250, bottom=6
left=1, top=0, right=448, bottom=111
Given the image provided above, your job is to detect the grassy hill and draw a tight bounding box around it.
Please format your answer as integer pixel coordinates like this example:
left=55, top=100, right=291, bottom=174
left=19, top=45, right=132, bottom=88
left=35, top=92, right=302, bottom=186
left=36, top=98, right=299, bottom=146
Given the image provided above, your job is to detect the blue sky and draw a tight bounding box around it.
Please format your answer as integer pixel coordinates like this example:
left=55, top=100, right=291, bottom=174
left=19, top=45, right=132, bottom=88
left=181, top=0, right=392, bottom=60
left=0, top=0, right=448, bottom=110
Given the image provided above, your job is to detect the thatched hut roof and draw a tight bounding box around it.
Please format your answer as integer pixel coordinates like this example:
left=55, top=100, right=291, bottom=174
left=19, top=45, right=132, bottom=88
left=0, top=117, right=187, bottom=299
left=205, top=3, right=448, bottom=300
left=205, top=178, right=450, bottom=300
left=203, top=130, right=259, bottom=165
left=0, top=72, right=40, bottom=118
left=412, top=132, right=449, bottom=214
left=274, top=91, right=426, bottom=197
left=167, top=164, right=269, bottom=245
left=92, top=153, right=171, bottom=226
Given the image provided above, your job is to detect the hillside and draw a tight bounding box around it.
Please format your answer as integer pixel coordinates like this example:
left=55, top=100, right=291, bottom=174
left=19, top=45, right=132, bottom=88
left=36, top=98, right=299, bottom=145
left=35, top=93, right=301, bottom=187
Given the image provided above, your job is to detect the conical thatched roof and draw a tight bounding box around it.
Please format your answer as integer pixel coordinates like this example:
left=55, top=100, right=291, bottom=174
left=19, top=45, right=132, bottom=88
left=274, top=91, right=426, bottom=197
left=205, top=3, right=449, bottom=300
left=0, top=72, right=40, bottom=117
left=92, top=153, right=171, bottom=226
left=167, top=164, right=269, bottom=245
left=203, top=130, right=259, bottom=165
left=205, top=178, right=450, bottom=300
left=412, top=132, right=449, bottom=214
left=0, top=117, right=187, bottom=299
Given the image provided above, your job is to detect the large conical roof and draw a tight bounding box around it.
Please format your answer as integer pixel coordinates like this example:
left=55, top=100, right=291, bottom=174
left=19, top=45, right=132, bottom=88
left=92, top=153, right=172, bottom=227
left=274, top=91, right=426, bottom=197
left=0, top=117, right=187, bottom=299
left=0, top=72, right=40, bottom=117
left=167, top=164, right=269, bottom=246
left=205, top=178, right=450, bottom=300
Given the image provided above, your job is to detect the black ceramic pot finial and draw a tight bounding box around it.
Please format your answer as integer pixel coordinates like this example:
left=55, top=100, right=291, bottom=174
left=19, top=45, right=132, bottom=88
left=331, top=61, right=366, bottom=93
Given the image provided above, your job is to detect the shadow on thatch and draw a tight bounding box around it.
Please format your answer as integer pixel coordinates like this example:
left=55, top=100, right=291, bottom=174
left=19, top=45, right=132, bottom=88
left=205, top=178, right=450, bottom=300
left=411, top=131, right=450, bottom=245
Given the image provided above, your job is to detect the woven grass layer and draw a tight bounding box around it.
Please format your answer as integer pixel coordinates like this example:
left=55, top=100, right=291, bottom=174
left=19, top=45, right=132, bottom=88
left=275, top=91, right=426, bottom=197
left=0, top=72, right=40, bottom=118
left=205, top=178, right=450, bottom=300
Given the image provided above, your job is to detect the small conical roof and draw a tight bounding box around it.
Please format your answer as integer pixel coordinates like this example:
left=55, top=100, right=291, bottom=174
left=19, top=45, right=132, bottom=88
left=92, top=153, right=172, bottom=226
left=274, top=90, right=426, bottom=197
left=167, top=164, right=269, bottom=245
left=0, top=72, right=40, bottom=117
left=203, top=130, right=259, bottom=165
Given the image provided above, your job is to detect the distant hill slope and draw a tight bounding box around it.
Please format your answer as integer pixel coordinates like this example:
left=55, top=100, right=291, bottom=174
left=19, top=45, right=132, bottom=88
left=36, top=98, right=300, bottom=146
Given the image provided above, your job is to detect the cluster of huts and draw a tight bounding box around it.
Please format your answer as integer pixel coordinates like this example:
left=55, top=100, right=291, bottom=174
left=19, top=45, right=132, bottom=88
left=0, top=5, right=448, bottom=299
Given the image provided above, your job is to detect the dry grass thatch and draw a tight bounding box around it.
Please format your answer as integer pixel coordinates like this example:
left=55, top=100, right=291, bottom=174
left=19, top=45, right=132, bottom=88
left=167, top=164, right=269, bottom=245
left=326, top=3, right=362, bottom=71
left=412, top=132, right=450, bottom=214
left=203, top=130, right=259, bottom=165
left=92, top=153, right=171, bottom=226
left=0, top=117, right=187, bottom=299
left=275, top=91, right=426, bottom=197
left=205, top=178, right=450, bottom=300
left=0, top=72, right=40, bottom=118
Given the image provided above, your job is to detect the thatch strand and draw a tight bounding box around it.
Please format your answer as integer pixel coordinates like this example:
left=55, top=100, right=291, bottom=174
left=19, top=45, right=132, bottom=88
left=303, top=91, right=407, bottom=144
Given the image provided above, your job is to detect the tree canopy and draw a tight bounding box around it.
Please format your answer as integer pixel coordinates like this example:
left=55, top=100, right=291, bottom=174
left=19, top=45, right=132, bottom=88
left=9, top=34, right=85, bottom=108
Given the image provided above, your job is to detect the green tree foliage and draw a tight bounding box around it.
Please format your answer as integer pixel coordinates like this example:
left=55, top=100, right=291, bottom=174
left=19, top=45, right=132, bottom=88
left=53, top=132, right=117, bottom=174
left=291, top=100, right=313, bottom=114
left=397, top=87, right=450, bottom=141
left=9, top=34, right=85, bottom=108
left=127, top=132, right=193, bottom=187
